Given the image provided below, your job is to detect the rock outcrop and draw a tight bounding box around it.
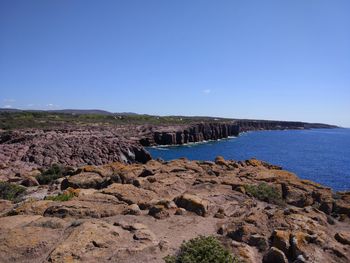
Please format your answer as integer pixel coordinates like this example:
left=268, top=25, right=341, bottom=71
left=0, top=128, right=151, bottom=179
left=0, top=158, right=349, bottom=262
left=139, top=120, right=337, bottom=146
left=151, top=123, right=240, bottom=146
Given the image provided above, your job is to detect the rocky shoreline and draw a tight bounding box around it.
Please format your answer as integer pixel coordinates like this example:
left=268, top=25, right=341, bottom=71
left=0, top=120, right=337, bottom=180
left=0, top=157, right=349, bottom=262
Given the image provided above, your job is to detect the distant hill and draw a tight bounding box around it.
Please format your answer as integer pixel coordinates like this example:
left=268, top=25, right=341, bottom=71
left=0, top=108, right=22, bottom=112
left=0, top=108, right=140, bottom=116
left=115, top=112, right=140, bottom=116
left=48, top=109, right=114, bottom=115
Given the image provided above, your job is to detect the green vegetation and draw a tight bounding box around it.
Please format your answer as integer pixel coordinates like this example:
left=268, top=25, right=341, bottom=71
left=0, top=182, right=26, bottom=201
left=45, top=192, right=74, bottom=201
left=0, top=111, right=233, bottom=130
left=36, top=164, right=70, bottom=185
left=244, top=182, right=283, bottom=205
left=164, top=235, right=239, bottom=263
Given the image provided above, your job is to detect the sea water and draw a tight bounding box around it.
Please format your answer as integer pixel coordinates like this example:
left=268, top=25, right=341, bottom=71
left=148, top=128, right=350, bottom=191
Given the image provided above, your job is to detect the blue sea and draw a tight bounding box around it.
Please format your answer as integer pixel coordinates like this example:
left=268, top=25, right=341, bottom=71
left=147, top=128, right=350, bottom=191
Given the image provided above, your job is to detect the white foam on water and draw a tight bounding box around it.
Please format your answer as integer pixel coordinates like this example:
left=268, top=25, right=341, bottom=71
left=149, top=136, right=238, bottom=149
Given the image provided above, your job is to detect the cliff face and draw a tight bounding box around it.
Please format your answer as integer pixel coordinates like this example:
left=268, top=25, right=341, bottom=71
left=151, top=123, right=240, bottom=146
left=236, top=120, right=308, bottom=132
left=140, top=120, right=336, bottom=146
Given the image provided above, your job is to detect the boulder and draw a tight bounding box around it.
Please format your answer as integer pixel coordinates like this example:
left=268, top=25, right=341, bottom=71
left=248, top=234, right=269, bottom=251
left=335, top=232, right=350, bottom=245
left=139, top=168, right=155, bottom=177
left=215, top=156, right=228, bottom=166
left=226, top=224, right=258, bottom=243
left=174, top=193, right=209, bottom=216
left=282, top=183, right=314, bottom=207
left=263, top=247, right=288, bottom=263
left=124, top=204, right=142, bottom=215
left=175, top=207, right=187, bottom=215
left=272, top=230, right=290, bottom=256
left=148, top=205, right=170, bottom=219
left=334, top=199, right=350, bottom=217
left=133, top=228, right=157, bottom=242
left=21, top=176, right=39, bottom=187
left=312, top=189, right=334, bottom=214
left=290, top=232, right=308, bottom=260
left=61, top=172, right=106, bottom=190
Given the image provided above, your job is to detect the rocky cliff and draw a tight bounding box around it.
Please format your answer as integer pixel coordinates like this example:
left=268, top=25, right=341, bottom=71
left=235, top=120, right=336, bottom=132
left=139, top=120, right=337, bottom=146
left=141, top=122, right=240, bottom=146
left=235, top=120, right=307, bottom=132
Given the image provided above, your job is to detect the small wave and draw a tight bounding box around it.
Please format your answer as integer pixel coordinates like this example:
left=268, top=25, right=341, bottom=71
left=155, top=148, right=169, bottom=151
left=148, top=136, right=238, bottom=149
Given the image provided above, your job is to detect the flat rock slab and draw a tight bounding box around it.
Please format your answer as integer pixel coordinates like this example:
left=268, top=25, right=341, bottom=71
left=48, top=220, right=159, bottom=263
left=101, top=183, right=157, bottom=208
left=43, top=200, right=128, bottom=219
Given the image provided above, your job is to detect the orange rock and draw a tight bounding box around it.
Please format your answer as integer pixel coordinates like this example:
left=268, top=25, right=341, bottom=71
left=215, top=156, right=228, bottom=166
left=63, top=187, right=80, bottom=197
left=272, top=230, right=291, bottom=255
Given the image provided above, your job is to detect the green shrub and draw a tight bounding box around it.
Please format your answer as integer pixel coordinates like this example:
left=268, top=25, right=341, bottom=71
left=0, top=182, right=26, bottom=201
left=36, top=164, right=70, bottom=185
left=45, top=192, right=74, bottom=201
left=244, top=182, right=283, bottom=205
left=164, top=235, right=239, bottom=263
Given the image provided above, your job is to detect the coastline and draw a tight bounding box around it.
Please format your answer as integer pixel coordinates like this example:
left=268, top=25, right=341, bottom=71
left=147, top=135, right=238, bottom=149
left=146, top=127, right=338, bottom=149
left=147, top=128, right=350, bottom=192
left=143, top=121, right=338, bottom=147
left=0, top=116, right=340, bottom=185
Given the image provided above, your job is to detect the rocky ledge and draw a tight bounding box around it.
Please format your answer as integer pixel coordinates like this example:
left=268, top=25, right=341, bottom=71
left=0, top=157, right=349, bottom=263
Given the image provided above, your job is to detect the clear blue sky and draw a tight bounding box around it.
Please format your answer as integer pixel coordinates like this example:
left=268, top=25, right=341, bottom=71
left=1, top=1, right=349, bottom=127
